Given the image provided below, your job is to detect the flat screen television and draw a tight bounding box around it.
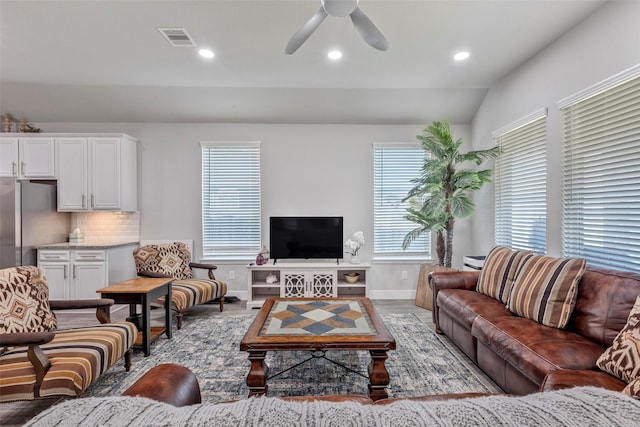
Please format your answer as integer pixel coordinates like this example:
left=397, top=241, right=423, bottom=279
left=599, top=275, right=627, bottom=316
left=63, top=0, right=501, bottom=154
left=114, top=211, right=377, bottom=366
left=269, top=216, right=343, bottom=263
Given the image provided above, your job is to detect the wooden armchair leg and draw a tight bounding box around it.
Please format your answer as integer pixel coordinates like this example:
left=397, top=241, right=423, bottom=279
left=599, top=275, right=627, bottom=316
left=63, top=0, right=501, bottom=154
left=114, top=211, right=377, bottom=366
left=219, top=297, right=224, bottom=312
left=176, top=312, right=183, bottom=330
left=124, top=348, right=133, bottom=372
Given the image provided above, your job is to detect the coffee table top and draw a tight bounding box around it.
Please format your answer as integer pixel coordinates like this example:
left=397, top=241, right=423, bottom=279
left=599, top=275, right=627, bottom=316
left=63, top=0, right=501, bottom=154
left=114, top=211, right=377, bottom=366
left=240, top=297, right=396, bottom=351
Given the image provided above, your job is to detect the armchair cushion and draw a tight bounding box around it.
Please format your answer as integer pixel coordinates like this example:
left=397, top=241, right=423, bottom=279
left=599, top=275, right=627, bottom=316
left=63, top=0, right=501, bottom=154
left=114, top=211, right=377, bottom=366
left=0, top=322, right=137, bottom=402
left=0, top=266, right=57, bottom=333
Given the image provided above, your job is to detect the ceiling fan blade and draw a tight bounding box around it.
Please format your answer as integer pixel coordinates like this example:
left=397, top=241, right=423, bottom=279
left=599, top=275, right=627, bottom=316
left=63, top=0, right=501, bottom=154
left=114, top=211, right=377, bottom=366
left=350, top=7, right=389, bottom=51
left=285, top=7, right=328, bottom=55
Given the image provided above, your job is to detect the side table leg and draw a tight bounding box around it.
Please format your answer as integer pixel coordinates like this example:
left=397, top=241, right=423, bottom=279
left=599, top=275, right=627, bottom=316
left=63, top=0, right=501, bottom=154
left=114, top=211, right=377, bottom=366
left=246, top=351, right=269, bottom=397
left=165, top=284, right=172, bottom=339
left=368, top=350, right=390, bottom=401
left=142, top=294, right=151, bottom=357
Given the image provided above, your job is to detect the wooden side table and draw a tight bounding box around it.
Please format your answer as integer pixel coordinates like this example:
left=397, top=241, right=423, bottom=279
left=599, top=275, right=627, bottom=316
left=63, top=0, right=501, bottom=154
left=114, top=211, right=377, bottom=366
left=97, top=277, right=173, bottom=356
left=415, top=264, right=456, bottom=310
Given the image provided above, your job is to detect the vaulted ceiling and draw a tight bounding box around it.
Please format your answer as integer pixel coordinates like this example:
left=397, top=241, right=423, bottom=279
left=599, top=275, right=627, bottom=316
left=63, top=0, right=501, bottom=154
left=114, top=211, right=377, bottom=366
left=0, top=0, right=607, bottom=125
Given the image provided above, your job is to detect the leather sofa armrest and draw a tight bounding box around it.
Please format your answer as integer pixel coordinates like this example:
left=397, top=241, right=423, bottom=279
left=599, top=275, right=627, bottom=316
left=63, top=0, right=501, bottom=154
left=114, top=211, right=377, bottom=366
left=138, top=270, right=173, bottom=279
left=540, top=369, right=627, bottom=392
left=189, top=262, right=217, bottom=280
left=0, top=331, right=55, bottom=347
left=50, top=299, right=115, bottom=324
left=122, top=363, right=201, bottom=406
left=430, top=271, right=480, bottom=333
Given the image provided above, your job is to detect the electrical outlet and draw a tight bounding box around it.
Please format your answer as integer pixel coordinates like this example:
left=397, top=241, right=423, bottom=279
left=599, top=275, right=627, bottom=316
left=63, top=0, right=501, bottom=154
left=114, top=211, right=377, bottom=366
left=401, top=270, right=408, bottom=280
left=228, top=270, right=235, bottom=280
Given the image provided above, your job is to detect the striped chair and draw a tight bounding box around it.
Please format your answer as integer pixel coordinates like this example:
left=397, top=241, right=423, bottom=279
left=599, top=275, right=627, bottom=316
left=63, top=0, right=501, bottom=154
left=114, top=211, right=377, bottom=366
left=0, top=266, right=137, bottom=402
left=133, top=242, right=227, bottom=329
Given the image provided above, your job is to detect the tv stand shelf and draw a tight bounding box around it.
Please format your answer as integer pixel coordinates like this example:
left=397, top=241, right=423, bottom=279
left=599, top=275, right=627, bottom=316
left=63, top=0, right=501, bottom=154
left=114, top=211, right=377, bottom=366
left=246, top=262, right=370, bottom=309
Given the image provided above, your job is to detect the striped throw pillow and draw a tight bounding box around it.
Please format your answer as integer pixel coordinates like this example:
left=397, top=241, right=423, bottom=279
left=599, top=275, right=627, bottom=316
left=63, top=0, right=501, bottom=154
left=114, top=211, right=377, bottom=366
left=597, top=294, right=640, bottom=384
left=476, top=246, right=530, bottom=304
left=507, top=254, right=586, bottom=329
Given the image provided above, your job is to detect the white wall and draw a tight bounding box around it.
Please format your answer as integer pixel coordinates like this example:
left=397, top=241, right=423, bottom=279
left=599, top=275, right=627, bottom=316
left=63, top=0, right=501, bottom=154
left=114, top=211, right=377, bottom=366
left=469, top=0, right=640, bottom=257
left=39, top=122, right=472, bottom=300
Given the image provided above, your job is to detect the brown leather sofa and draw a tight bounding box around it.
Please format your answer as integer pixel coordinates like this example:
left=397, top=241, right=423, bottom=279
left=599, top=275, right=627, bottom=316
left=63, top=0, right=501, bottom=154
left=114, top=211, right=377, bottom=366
left=430, top=267, right=640, bottom=395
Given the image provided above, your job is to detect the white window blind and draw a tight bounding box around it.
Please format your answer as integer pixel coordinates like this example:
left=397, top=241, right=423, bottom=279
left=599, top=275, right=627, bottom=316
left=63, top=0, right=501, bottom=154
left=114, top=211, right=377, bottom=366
left=560, top=70, right=640, bottom=273
left=493, top=111, right=547, bottom=253
left=373, top=144, right=429, bottom=257
left=201, top=142, right=261, bottom=259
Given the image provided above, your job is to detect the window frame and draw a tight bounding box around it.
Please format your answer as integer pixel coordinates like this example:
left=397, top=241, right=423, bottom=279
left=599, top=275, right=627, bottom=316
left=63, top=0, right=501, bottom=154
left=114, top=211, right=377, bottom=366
left=201, top=141, right=262, bottom=261
left=372, top=142, right=431, bottom=261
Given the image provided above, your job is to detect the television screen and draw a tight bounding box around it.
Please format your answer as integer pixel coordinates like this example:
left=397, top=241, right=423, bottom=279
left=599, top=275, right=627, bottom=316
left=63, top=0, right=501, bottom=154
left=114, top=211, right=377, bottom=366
left=270, top=216, right=343, bottom=262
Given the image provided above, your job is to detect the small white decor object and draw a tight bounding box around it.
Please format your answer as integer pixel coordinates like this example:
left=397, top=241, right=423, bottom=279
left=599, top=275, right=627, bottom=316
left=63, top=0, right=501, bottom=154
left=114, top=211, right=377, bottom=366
left=344, top=231, right=365, bottom=263
left=69, top=228, right=85, bottom=243
left=266, top=273, right=278, bottom=284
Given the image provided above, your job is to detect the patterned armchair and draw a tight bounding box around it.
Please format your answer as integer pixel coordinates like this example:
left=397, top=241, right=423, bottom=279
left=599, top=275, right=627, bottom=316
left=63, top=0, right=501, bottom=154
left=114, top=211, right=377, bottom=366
left=133, top=242, right=227, bottom=329
left=0, top=266, right=137, bottom=402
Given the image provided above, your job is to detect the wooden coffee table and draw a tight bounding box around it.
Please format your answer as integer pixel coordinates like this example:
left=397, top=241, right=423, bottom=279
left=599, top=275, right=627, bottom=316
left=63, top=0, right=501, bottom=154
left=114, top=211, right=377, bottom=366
left=240, top=297, right=396, bottom=400
left=97, top=277, right=172, bottom=357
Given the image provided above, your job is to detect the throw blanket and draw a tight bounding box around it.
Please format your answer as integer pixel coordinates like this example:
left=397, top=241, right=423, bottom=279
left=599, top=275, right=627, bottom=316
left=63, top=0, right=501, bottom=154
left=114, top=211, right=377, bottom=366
left=26, top=387, right=640, bottom=427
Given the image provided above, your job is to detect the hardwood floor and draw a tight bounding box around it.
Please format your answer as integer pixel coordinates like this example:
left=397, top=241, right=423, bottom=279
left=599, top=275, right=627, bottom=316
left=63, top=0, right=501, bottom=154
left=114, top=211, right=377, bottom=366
left=0, top=299, right=479, bottom=426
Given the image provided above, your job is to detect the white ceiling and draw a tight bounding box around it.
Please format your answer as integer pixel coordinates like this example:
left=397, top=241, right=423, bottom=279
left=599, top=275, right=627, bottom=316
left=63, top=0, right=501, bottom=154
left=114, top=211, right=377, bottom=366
left=0, top=0, right=607, bottom=125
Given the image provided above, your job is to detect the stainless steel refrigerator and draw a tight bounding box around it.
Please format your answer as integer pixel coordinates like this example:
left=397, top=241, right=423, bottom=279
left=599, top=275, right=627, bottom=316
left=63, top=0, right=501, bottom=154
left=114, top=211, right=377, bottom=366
left=0, top=178, right=71, bottom=268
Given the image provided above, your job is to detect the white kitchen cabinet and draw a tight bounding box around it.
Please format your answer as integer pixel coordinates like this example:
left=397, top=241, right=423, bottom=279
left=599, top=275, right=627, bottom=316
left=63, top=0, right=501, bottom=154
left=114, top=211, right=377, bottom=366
left=39, top=250, right=106, bottom=301
left=57, top=134, right=137, bottom=212
left=246, top=262, right=370, bottom=309
left=0, top=136, right=56, bottom=179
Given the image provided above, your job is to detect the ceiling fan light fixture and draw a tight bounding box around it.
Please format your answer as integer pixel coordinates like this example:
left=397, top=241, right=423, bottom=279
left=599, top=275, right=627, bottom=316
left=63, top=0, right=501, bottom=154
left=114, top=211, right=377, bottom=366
left=454, top=51, right=470, bottom=61
left=328, top=50, right=343, bottom=60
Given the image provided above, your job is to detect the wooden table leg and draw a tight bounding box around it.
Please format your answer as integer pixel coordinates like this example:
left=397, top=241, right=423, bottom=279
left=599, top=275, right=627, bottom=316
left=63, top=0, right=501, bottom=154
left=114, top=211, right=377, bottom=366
left=368, top=350, right=390, bottom=401
left=164, top=283, right=172, bottom=339
left=246, top=351, right=269, bottom=397
left=142, top=293, right=151, bottom=357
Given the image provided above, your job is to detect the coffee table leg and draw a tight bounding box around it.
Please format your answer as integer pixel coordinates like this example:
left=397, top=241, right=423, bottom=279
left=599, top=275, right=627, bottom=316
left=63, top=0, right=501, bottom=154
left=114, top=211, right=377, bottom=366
left=246, top=351, right=269, bottom=397
left=368, top=350, right=390, bottom=401
left=142, top=294, right=151, bottom=357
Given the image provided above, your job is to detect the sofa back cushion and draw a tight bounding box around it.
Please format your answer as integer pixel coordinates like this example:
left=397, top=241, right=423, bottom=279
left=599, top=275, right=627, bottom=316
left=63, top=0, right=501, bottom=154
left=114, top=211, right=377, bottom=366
left=133, top=242, right=193, bottom=280
left=507, top=254, right=586, bottom=329
left=0, top=266, right=57, bottom=333
left=476, top=246, right=530, bottom=304
left=569, top=268, right=640, bottom=347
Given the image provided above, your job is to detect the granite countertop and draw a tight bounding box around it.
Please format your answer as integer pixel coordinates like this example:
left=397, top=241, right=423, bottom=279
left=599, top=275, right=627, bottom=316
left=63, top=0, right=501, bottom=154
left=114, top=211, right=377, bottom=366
left=38, top=241, right=139, bottom=250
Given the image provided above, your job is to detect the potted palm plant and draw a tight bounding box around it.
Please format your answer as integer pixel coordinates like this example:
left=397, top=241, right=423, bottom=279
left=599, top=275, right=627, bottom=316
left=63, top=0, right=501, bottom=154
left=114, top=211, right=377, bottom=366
left=402, top=119, right=499, bottom=267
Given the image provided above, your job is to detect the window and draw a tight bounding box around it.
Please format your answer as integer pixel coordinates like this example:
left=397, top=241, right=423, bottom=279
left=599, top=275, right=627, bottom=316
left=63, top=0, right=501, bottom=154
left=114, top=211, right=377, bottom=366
left=493, top=110, right=547, bottom=253
left=559, top=67, right=640, bottom=273
left=373, top=143, right=429, bottom=258
left=201, top=142, right=261, bottom=259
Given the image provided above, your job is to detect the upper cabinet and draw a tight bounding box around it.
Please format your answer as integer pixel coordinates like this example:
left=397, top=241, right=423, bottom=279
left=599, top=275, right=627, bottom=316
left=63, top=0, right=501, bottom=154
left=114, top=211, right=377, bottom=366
left=0, top=136, right=56, bottom=179
left=57, top=135, right=138, bottom=212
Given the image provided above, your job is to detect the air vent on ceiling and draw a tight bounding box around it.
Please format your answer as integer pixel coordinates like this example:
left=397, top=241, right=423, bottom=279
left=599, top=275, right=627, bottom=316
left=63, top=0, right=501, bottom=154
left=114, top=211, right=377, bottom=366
left=157, top=27, right=197, bottom=47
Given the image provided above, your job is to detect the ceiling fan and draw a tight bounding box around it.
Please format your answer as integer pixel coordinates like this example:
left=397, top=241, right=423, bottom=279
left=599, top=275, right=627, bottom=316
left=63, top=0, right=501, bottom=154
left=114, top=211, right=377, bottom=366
left=285, top=0, right=389, bottom=55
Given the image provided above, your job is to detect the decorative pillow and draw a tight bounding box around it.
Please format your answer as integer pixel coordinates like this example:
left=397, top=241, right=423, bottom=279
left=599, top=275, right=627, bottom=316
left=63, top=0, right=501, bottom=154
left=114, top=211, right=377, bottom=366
left=597, top=294, right=640, bottom=384
left=623, top=377, right=640, bottom=399
left=134, top=242, right=193, bottom=279
left=476, top=246, right=530, bottom=304
left=0, top=266, right=57, bottom=333
left=507, top=254, right=586, bottom=329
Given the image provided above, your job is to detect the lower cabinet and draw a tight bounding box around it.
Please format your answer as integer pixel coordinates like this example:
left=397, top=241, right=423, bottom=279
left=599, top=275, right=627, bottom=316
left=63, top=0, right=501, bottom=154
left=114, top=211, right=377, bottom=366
left=247, top=262, right=370, bottom=309
left=38, top=244, right=137, bottom=302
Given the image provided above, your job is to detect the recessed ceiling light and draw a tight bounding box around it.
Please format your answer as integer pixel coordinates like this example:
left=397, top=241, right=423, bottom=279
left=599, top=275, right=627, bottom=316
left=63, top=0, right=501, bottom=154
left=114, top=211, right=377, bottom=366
left=199, top=49, right=214, bottom=59
left=328, top=50, right=343, bottom=60
left=454, top=51, right=470, bottom=61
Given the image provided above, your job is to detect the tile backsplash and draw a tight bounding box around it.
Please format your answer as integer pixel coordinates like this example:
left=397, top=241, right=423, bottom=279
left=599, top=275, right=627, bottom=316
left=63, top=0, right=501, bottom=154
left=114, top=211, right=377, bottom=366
left=71, top=212, right=140, bottom=242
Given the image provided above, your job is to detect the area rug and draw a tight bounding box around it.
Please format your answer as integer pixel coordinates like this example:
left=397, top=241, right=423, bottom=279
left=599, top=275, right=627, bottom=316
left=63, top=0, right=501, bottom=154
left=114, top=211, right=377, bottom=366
left=86, top=313, right=500, bottom=402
